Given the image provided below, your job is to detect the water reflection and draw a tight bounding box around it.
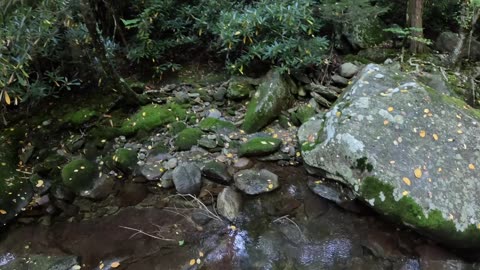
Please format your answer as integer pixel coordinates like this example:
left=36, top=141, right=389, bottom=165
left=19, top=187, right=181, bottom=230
left=0, top=253, right=15, bottom=267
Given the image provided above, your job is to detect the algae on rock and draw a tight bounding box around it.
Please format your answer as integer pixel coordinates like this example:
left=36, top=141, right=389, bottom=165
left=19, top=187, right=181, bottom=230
left=61, top=159, right=97, bottom=193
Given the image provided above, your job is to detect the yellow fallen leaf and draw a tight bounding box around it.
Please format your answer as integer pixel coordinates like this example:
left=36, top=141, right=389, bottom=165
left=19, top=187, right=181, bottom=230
left=268, top=183, right=274, bottom=189
left=336, top=111, right=342, bottom=117
left=4, top=91, right=11, bottom=105
left=260, top=141, right=267, bottom=145
left=189, top=259, right=196, bottom=266
left=432, top=134, right=439, bottom=141
left=419, top=130, right=426, bottom=138
left=414, top=168, right=422, bottom=178
left=0, top=209, right=6, bottom=215
left=457, top=130, right=463, bottom=134
left=36, top=180, right=44, bottom=188
left=383, top=120, right=389, bottom=125
left=402, top=191, right=409, bottom=196
left=111, top=262, right=120, bottom=268
left=469, top=164, right=475, bottom=170
left=196, top=258, right=201, bottom=264
left=199, top=251, right=204, bottom=257
left=387, top=106, right=394, bottom=112
left=402, top=177, right=411, bottom=186
left=424, top=108, right=430, bottom=114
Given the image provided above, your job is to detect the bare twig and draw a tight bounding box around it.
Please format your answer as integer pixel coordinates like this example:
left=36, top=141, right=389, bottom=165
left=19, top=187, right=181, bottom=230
left=119, top=225, right=176, bottom=242
left=272, top=215, right=306, bottom=242
left=167, top=193, right=224, bottom=222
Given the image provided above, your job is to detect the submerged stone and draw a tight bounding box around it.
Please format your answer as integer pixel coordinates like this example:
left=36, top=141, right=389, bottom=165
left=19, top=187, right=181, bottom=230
left=299, top=63, right=480, bottom=248
left=217, top=187, right=242, bottom=221
left=234, top=169, right=279, bottom=195
left=242, top=70, right=296, bottom=133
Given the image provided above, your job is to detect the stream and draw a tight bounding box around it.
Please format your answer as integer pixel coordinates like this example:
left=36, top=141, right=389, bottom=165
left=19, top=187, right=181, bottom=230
left=0, top=163, right=477, bottom=270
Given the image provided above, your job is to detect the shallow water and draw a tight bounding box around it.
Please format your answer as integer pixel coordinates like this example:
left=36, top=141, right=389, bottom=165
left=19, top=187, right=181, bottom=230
left=0, top=163, right=478, bottom=270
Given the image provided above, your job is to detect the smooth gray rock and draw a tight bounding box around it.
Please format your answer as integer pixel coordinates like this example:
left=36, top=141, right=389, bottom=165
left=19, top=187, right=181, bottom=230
left=217, top=187, right=242, bottom=221
left=331, top=74, right=349, bottom=87
left=339, top=63, right=359, bottom=78
left=173, top=163, right=202, bottom=195
left=202, top=161, right=232, bottom=184
left=299, top=63, right=480, bottom=248
left=234, top=169, right=279, bottom=195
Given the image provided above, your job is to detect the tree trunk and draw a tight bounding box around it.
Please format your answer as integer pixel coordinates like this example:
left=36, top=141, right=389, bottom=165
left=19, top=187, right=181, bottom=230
left=450, top=5, right=480, bottom=66
left=407, top=0, right=424, bottom=54
left=80, top=0, right=146, bottom=105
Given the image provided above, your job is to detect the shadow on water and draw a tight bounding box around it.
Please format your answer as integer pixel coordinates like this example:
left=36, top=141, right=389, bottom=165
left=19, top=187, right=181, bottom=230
left=1, top=163, right=479, bottom=269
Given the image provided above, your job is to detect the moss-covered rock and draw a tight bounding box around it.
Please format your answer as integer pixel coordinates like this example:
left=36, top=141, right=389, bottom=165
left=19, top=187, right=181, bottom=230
left=168, top=121, right=187, bottom=135
left=113, top=148, right=137, bottom=173
left=63, top=108, right=98, bottom=126
left=242, top=70, right=295, bottom=133
left=120, top=103, right=187, bottom=135
left=174, top=128, right=204, bottom=151
left=61, top=159, right=97, bottom=193
left=33, top=153, right=68, bottom=176
left=238, top=137, right=282, bottom=157
left=299, top=63, right=480, bottom=248
left=292, top=105, right=316, bottom=126
left=227, top=77, right=255, bottom=100
left=198, top=117, right=237, bottom=133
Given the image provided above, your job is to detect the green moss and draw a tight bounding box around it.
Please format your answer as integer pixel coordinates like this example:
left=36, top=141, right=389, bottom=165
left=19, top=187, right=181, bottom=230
left=120, top=103, right=187, bottom=135
left=423, top=84, right=480, bottom=120
left=174, top=128, right=204, bottom=151
left=61, top=159, right=97, bottom=193
left=63, top=108, right=98, bottom=126
left=113, top=148, right=137, bottom=172
left=355, top=157, right=373, bottom=172
left=198, top=117, right=236, bottom=132
left=168, top=121, right=187, bottom=135
left=227, top=79, right=255, bottom=100
left=361, top=176, right=480, bottom=247
left=343, top=54, right=371, bottom=65
left=238, top=137, right=282, bottom=157
left=292, top=105, right=316, bottom=125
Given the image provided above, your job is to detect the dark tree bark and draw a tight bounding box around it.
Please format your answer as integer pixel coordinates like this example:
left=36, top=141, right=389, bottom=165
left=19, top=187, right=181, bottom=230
left=80, top=0, right=146, bottom=105
left=407, top=0, right=425, bottom=54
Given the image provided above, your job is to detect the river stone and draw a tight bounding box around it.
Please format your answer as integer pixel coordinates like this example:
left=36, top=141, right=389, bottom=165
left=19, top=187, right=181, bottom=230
left=242, top=70, right=295, bottom=133
left=299, top=63, right=480, bottom=248
left=238, top=137, right=282, bottom=157
left=339, top=62, right=359, bottom=78
left=0, top=254, right=79, bottom=270
left=331, top=74, right=349, bottom=87
left=173, top=163, right=202, bottom=195
left=234, top=169, right=279, bottom=195
left=217, top=187, right=242, bottom=221
left=202, top=161, right=232, bottom=184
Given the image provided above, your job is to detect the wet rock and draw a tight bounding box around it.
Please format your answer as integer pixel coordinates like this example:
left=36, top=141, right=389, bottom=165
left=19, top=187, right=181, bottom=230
left=331, top=74, right=349, bottom=87
left=300, top=63, right=480, bottom=248
left=198, top=137, right=218, bottom=150
left=79, top=174, right=114, bottom=201
left=234, top=169, right=279, bottom=195
left=202, top=161, right=232, bottom=184
left=0, top=254, right=79, bottom=270
left=19, top=143, right=35, bottom=164
left=291, top=104, right=317, bottom=125
left=242, top=70, right=296, bottom=133
left=140, top=149, right=170, bottom=181
left=307, top=179, right=355, bottom=205
left=113, top=148, right=137, bottom=173
left=174, top=128, right=204, bottom=151
left=233, top=158, right=253, bottom=170
left=160, top=170, right=174, bottom=188
left=51, top=185, right=75, bottom=202
left=213, top=86, right=227, bottom=101
left=165, top=158, right=178, bottom=170
left=174, top=91, right=190, bottom=104
left=238, top=137, right=282, bottom=157
left=65, top=135, right=85, bottom=153
left=339, top=62, right=360, bottom=78
left=217, top=187, right=242, bottom=221
left=61, top=159, right=97, bottom=194
left=173, top=163, right=202, bottom=195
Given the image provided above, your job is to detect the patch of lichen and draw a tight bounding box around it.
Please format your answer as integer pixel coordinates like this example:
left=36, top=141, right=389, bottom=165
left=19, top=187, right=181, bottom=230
left=120, top=103, right=187, bottom=135
left=61, top=158, right=97, bottom=193
left=174, top=128, right=204, bottom=151
left=361, top=176, right=480, bottom=247
left=238, top=137, right=281, bottom=157
left=198, top=117, right=236, bottom=132
left=63, top=108, right=98, bottom=126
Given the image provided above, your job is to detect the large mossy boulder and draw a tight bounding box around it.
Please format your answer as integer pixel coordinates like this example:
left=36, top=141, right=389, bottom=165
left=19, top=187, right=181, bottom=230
left=299, top=64, right=480, bottom=248
left=113, top=148, right=137, bottom=173
left=174, top=128, right=204, bottom=151
left=242, top=71, right=295, bottom=133
left=61, top=159, right=97, bottom=193
left=120, top=103, right=187, bottom=135
left=0, top=132, right=33, bottom=226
